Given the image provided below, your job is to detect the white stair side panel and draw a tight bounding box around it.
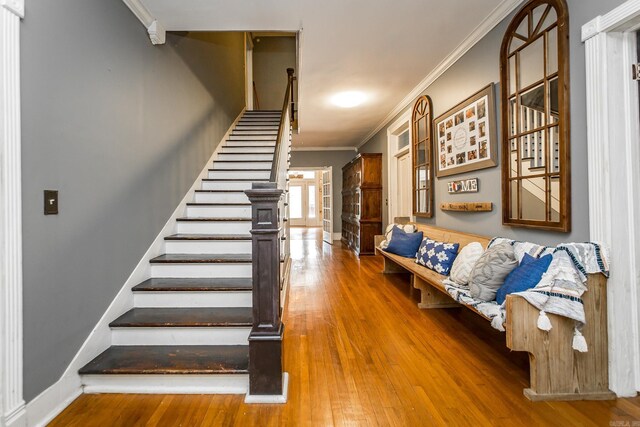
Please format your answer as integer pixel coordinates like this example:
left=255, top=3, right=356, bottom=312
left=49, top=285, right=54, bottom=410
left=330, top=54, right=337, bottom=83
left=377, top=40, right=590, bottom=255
left=111, top=327, right=251, bottom=346
left=194, top=192, right=249, bottom=203
left=201, top=181, right=254, bottom=191
left=150, top=263, right=252, bottom=278
left=217, top=153, right=273, bottom=161
left=164, top=239, right=251, bottom=254
left=133, top=291, right=252, bottom=308
left=212, top=162, right=272, bottom=170
left=208, top=170, right=270, bottom=180
left=81, top=374, right=249, bottom=395
left=176, top=221, right=251, bottom=234
left=186, top=205, right=251, bottom=218
left=221, top=146, right=275, bottom=154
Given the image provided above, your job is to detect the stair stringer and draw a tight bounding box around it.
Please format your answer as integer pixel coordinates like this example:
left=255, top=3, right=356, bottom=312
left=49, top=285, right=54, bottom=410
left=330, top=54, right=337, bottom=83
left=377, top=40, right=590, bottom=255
left=23, top=108, right=246, bottom=427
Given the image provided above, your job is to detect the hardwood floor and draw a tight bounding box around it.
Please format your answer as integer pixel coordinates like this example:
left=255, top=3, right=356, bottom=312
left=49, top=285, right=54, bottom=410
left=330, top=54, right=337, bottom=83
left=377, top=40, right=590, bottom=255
left=50, top=227, right=640, bottom=426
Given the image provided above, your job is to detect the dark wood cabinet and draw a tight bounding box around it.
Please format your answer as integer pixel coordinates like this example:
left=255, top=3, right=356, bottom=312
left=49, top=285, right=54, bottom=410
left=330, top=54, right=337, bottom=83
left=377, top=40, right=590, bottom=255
left=341, top=153, right=382, bottom=256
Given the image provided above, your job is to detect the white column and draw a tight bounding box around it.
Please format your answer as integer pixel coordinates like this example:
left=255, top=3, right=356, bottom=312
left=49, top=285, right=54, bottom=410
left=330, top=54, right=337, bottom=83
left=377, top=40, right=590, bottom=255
left=583, top=20, right=639, bottom=397
left=0, top=0, right=25, bottom=425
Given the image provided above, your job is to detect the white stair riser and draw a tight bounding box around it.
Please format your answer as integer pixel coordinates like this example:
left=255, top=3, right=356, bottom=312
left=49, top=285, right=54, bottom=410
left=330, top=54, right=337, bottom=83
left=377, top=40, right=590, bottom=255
left=235, top=126, right=279, bottom=132
left=133, top=291, right=252, bottom=308
left=212, top=162, right=271, bottom=170
left=150, top=263, right=251, bottom=278
left=186, top=205, right=251, bottom=218
left=195, top=192, right=249, bottom=203
left=231, top=128, right=278, bottom=136
left=228, top=135, right=277, bottom=141
left=165, top=240, right=251, bottom=254
left=111, top=327, right=251, bottom=346
left=176, top=221, right=251, bottom=234
left=201, top=181, right=253, bottom=191
left=221, top=146, right=275, bottom=154
left=217, top=153, right=273, bottom=161
left=225, top=141, right=276, bottom=147
left=208, top=170, right=270, bottom=180
left=81, top=374, right=249, bottom=395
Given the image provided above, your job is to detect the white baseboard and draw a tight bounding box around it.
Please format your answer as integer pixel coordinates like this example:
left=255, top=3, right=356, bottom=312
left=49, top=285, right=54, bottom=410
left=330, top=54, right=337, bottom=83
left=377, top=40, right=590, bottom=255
left=22, top=374, right=81, bottom=427
left=19, top=109, right=245, bottom=427
left=82, top=374, right=249, bottom=395
left=333, top=232, right=342, bottom=242
left=5, top=404, right=26, bottom=427
left=244, top=373, right=289, bottom=404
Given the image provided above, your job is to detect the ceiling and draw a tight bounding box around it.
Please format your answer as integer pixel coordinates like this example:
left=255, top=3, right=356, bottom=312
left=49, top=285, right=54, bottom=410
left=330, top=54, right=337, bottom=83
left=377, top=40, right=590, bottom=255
left=132, top=0, right=521, bottom=149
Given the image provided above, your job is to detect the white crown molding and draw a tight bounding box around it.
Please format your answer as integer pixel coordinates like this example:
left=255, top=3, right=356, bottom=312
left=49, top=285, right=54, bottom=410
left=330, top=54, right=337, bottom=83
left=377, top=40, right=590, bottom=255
left=582, top=0, right=640, bottom=41
left=291, top=146, right=357, bottom=152
left=357, top=0, right=525, bottom=148
left=1, top=0, right=23, bottom=18
left=121, top=0, right=165, bottom=45
left=147, top=20, right=166, bottom=45
left=1, top=5, right=25, bottom=427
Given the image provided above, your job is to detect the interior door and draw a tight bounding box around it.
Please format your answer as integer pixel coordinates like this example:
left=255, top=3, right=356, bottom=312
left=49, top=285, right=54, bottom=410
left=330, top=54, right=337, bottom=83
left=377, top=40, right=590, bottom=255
left=397, top=152, right=412, bottom=218
left=322, top=168, right=333, bottom=243
left=289, top=184, right=305, bottom=226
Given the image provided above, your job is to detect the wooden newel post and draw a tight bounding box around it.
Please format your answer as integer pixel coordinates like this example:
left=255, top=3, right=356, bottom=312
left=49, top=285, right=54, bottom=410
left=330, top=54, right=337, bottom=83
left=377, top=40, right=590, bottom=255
left=245, top=182, right=284, bottom=396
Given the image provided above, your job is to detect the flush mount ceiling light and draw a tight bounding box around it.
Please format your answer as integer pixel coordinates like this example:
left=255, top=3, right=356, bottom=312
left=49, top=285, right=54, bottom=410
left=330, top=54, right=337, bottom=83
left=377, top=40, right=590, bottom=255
left=331, top=91, right=368, bottom=108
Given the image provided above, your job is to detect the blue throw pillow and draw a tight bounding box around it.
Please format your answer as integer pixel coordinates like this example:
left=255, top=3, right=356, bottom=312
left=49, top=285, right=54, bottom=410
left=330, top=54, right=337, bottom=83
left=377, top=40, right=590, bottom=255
left=495, top=253, right=552, bottom=304
left=385, top=227, right=424, bottom=258
left=415, top=238, right=459, bottom=275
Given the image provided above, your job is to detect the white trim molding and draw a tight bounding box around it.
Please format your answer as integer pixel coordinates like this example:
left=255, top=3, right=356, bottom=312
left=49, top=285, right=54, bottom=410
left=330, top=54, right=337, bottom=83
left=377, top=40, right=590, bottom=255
left=358, top=0, right=525, bottom=148
left=386, top=110, right=412, bottom=226
left=1, top=2, right=25, bottom=426
left=583, top=0, right=640, bottom=397
left=121, top=0, right=165, bottom=45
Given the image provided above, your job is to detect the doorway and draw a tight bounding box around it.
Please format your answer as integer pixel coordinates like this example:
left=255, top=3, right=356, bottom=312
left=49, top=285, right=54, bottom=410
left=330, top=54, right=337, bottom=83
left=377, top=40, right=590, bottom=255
left=387, top=110, right=413, bottom=223
left=289, top=170, right=322, bottom=227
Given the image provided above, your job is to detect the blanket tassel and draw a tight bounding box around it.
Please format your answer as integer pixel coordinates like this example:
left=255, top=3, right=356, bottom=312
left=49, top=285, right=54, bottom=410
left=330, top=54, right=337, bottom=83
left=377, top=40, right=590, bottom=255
left=537, top=310, right=552, bottom=331
left=573, top=328, right=588, bottom=352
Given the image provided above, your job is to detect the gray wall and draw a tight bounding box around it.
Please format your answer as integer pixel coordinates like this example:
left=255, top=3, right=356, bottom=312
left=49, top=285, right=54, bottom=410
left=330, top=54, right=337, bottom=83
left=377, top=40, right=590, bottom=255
left=21, top=1, right=245, bottom=401
left=359, top=0, right=626, bottom=246
left=253, top=37, right=296, bottom=110
left=290, top=150, right=357, bottom=233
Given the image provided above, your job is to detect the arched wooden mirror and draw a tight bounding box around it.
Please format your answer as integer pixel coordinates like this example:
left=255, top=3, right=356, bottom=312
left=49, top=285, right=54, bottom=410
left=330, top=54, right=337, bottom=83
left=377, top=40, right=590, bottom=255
left=412, top=95, right=434, bottom=218
left=500, top=0, right=570, bottom=232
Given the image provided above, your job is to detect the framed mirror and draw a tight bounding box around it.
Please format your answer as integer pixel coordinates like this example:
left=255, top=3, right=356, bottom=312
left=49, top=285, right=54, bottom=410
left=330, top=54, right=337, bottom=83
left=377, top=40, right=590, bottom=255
left=412, top=95, right=433, bottom=218
left=500, top=0, right=570, bottom=232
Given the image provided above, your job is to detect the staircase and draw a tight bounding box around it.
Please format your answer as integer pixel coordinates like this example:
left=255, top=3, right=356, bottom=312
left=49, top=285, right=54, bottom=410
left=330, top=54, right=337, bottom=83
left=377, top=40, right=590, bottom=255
left=78, top=110, right=283, bottom=394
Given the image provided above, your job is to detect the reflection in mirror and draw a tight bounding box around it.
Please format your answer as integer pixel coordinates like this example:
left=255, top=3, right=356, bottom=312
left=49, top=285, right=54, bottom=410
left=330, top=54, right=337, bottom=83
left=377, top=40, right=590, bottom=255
left=501, top=0, right=570, bottom=231
left=520, top=176, right=547, bottom=221
left=411, top=95, right=433, bottom=217
left=547, top=27, right=558, bottom=75
left=510, top=180, right=518, bottom=219
left=519, top=37, right=544, bottom=88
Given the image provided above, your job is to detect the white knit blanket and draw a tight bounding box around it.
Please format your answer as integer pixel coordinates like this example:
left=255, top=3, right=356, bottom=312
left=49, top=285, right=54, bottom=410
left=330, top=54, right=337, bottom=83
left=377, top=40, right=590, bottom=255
left=487, top=238, right=610, bottom=351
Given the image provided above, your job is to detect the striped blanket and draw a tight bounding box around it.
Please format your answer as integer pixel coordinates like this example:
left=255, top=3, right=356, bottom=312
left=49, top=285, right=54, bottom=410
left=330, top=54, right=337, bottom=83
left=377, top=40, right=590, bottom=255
left=488, top=238, right=610, bottom=352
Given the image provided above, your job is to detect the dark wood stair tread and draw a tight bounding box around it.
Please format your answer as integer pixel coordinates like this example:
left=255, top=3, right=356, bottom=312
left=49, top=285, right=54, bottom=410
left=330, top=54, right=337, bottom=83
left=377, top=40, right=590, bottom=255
left=202, top=178, right=270, bottom=182
left=150, top=254, right=252, bottom=263
left=164, top=234, right=251, bottom=241
left=213, top=160, right=273, bottom=163
left=187, top=203, right=250, bottom=207
left=110, top=307, right=252, bottom=328
left=79, top=345, right=249, bottom=375
left=176, top=217, right=251, bottom=222
left=195, top=189, right=247, bottom=193
left=132, top=278, right=252, bottom=292
left=208, top=168, right=271, bottom=172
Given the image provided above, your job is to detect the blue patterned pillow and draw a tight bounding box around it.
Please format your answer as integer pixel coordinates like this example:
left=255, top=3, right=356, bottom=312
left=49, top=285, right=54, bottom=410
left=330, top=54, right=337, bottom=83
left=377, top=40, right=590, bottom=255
left=495, top=253, right=552, bottom=304
left=385, top=227, right=424, bottom=258
left=416, top=238, right=460, bottom=275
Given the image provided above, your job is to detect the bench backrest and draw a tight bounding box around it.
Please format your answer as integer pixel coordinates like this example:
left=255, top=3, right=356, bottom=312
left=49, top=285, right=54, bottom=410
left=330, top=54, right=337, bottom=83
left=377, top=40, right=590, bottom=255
left=407, top=223, right=491, bottom=251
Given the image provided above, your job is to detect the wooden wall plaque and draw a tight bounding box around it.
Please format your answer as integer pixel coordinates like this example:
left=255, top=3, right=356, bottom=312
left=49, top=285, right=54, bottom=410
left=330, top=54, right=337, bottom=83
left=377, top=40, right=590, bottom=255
left=440, top=202, right=492, bottom=212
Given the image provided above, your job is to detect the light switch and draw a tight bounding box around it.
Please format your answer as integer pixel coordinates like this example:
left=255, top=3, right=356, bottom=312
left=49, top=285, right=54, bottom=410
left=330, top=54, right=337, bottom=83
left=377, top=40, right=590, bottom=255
left=44, top=190, right=58, bottom=215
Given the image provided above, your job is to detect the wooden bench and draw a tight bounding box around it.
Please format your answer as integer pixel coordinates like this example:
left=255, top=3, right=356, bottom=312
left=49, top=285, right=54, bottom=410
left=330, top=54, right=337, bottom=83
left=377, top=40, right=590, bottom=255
left=375, top=223, right=615, bottom=402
